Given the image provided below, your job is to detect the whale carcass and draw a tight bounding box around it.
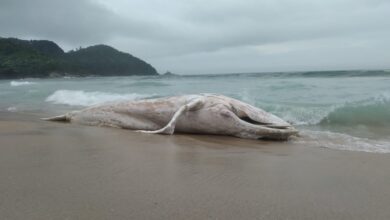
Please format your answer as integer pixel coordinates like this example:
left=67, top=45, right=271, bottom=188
left=43, top=94, right=298, bottom=140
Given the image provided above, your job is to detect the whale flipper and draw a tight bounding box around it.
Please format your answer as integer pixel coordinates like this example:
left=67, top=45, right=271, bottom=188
left=136, top=98, right=204, bottom=135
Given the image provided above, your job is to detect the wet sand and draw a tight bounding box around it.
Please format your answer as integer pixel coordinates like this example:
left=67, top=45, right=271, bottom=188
left=1, top=112, right=390, bottom=220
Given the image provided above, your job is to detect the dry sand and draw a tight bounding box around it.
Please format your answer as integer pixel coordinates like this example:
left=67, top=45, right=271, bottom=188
left=1, top=112, right=390, bottom=220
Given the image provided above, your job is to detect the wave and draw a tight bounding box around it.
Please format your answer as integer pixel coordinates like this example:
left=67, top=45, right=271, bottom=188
left=319, top=94, right=390, bottom=127
left=266, top=93, right=390, bottom=127
left=264, top=104, right=332, bottom=125
left=45, top=90, right=155, bottom=106
left=10, top=81, right=36, bottom=86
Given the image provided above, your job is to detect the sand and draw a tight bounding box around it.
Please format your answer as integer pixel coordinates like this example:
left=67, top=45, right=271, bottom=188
left=1, top=112, right=390, bottom=220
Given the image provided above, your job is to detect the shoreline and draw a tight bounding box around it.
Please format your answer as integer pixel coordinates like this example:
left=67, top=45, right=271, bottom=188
left=1, top=112, right=390, bottom=219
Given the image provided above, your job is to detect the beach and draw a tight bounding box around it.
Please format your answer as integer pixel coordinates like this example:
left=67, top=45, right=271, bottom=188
left=1, top=112, right=390, bottom=220
left=2, top=0, right=390, bottom=218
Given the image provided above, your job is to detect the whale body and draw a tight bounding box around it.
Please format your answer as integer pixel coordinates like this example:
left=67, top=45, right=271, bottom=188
left=43, top=94, right=298, bottom=140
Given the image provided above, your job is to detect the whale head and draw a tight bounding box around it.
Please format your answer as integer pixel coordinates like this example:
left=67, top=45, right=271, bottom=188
left=209, top=94, right=298, bottom=140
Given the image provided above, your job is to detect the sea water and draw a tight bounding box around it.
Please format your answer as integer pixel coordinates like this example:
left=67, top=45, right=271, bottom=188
left=1, top=70, right=389, bottom=153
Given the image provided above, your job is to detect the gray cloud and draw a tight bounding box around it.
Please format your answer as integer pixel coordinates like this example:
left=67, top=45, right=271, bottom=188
left=1, top=0, right=389, bottom=74
left=1, top=0, right=115, bottom=45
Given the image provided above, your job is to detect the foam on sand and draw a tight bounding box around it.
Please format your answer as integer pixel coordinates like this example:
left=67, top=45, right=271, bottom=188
left=295, top=130, right=390, bottom=153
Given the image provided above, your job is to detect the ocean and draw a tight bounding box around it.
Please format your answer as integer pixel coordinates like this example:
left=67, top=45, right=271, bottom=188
left=1, top=70, right=389, bottom=153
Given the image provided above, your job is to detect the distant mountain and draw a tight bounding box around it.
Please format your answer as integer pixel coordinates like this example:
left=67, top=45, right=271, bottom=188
left=0, top=37, right=158, bottom=79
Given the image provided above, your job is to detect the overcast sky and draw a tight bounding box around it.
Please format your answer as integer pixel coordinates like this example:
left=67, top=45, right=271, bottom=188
left=1, top=0, right=389, bottom=74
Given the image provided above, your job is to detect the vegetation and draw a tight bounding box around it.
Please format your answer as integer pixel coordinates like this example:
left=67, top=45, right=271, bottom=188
left=0, top=37, right=158, bottom=79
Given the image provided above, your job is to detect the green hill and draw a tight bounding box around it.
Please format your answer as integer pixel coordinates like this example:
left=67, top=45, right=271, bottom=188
left=0, top=37, right=158, bottom=79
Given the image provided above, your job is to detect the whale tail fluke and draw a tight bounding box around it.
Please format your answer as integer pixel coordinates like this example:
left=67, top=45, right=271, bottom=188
left=41, top=114, right=69, bottom=122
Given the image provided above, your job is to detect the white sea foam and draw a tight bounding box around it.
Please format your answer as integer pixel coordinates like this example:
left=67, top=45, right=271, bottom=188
left=295, top=130, right=390, bottom=153
left=7, top=106, right=17, bottom=112
left=10, top=81, right=36, bottom=86
left=45, top=90, right=154, bottom=106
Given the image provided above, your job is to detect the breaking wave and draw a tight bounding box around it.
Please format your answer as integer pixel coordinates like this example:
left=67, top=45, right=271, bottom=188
left=46, top=90, right=155, bottom=106
left=320, top=95, right=390, bottom=127
left=10, top=81, right=36, bottom=86
left=269, top=93, right=390, bottom=127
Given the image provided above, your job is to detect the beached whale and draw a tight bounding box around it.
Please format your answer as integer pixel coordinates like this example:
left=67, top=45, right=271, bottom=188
left=43, top=94, right=298, bottom=140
